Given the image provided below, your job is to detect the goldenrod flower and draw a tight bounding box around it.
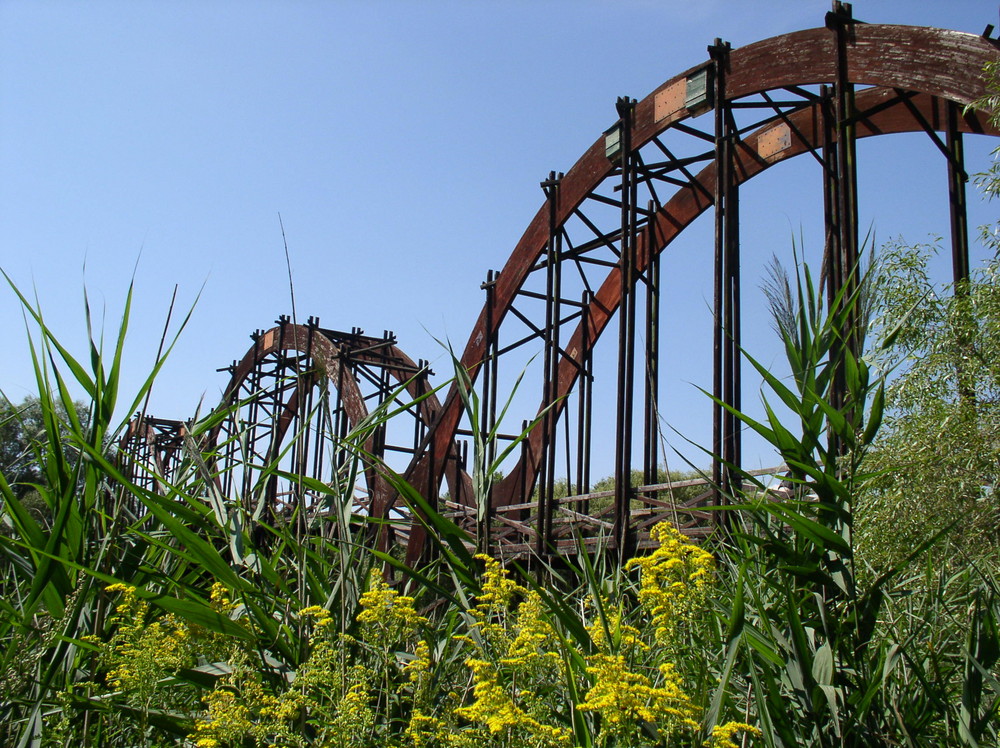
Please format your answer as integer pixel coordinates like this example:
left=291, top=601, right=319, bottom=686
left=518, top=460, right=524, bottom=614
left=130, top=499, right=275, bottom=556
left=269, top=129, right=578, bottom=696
left=586, top=598, right=648, bottom=656
left=357, top=570, right=427, bottom=649
left=625, top=521, right=715, bottom=648
left=101, top=584, right=194, bottom=703
left=455, top=658, right=570, bottom=746
left=705, top=721, right=762, bottom=747
left=473, top=554, right=526, bottom=617
left=578, top=654, right=699, bottom=741
left=209, top=582, right=235, bottom=613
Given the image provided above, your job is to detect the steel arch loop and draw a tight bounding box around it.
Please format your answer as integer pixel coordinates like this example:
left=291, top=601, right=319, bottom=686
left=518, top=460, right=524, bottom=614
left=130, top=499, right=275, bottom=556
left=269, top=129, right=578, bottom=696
left=206, top=322, right=367, bottom=524
left=205, top=321, right=466, bottom=538
left=117, top=415, right=187, bottom=501
left=493, top=88, right=999, bottom=507
left=404, top=22, right=1000, bottom=561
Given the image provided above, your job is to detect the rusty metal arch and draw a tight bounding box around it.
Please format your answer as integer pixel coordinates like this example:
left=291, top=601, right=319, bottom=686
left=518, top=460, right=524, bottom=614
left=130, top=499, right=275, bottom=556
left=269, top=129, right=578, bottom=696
left=496, top=90, right=997, bottom=503
left=404, top=18, right=1000, bottom=562
left=206, top=318, right=468, bottom=538
left=117, top=415, right=187, bottom=502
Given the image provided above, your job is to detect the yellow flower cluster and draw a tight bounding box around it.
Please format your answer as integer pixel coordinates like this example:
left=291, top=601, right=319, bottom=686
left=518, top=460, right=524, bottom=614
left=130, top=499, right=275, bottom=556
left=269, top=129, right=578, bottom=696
left=325, top=681, right=376, bottom=747
left=405, top=639, right=432, bottom=683
left=448, top=556, right=571, bottom=747
left=189, top=645, right=307, bottom=747
left=102, top=583, right=194, bottom=703
left=191, top=590, right=407, bottom=747
left=192, top=685, right=256, bottom=746
left=625, top=521, right=715, bottom=647
left=455, top=658, right=534, bottom=733
left=357, top=570, right=427, bottom=649
left=94, top=547, right=755, bottom=748
left=571, top=528, right=756, bottom=746
left=453, top=658, right=571, bottom=746
left=209, top=581, right=236, bottom=614
left=705, top=721, right=763, bottom=748
left=578, top=655, right=699, bottom=737
left=299, top=604, right=333, bottom=628
left=474, top=554, right=523, bottom=615
left=405, top=710, right=448, bottom=747
left=586, top=599, right=648, bottom=658
left=501, top=589, right=562, bottom=673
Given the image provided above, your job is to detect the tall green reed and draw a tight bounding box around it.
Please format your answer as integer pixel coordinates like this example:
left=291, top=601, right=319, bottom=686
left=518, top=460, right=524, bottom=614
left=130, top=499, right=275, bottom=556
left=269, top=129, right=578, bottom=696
left=2, top=261, right=997, bottom=746
left=708, top=257, right=1000, bottom=746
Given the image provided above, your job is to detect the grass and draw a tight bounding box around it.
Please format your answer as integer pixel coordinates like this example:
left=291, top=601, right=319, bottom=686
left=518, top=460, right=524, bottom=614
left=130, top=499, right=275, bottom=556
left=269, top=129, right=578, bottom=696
left=1, top=262, right=998, bottom=747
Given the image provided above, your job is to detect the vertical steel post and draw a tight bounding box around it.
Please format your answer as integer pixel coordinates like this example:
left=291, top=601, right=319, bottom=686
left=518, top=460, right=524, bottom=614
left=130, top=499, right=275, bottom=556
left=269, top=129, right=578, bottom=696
left=576, top=290, right=588, bottom=498
left=376, top=334, right=392, bottom=463
left=643, top=202, right=661, bottom=489
left=827, top=1, right=860, bottom=435
left=723, top=88, right=741, bottom=505
left=711, top=44, right=725, bottom=514
left=268, top=317, right=289, bottom=515
left=822, top=84, right=839, bottom=312
left=536, top=171, right=562, bottom=557
left=834, top=7, right=859, bottom=291
left=519, top=417, right=530, bottom=549
left=947, top=100, right=970, bottom=288
left=613, top=97, right=638, bottom=561
left=546, top=175, right=563, bottom=552
left=520, top=419, right=530, bottom=506
left=710, top=38, right=738, bottom=524
left=295, top=320, right=317, bottom=538
left=478, top=270, right=498, bottom=554
left=946, top=100, right=974, bottom=403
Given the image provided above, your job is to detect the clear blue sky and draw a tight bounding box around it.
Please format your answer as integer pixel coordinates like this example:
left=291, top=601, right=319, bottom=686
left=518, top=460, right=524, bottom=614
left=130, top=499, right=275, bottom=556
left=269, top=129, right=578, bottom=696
left=1, top=1, right=997, bottom=478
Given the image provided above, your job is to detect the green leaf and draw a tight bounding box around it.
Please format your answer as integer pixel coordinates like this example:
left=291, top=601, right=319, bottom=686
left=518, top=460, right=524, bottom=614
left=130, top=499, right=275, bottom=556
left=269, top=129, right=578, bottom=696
left=861, top=382, right=885, bottom=446
left=765, top=504, right=852, bottom=555
left=812, top=642, right=834, bottom=685
left=153, top=595, right=251, bottom=641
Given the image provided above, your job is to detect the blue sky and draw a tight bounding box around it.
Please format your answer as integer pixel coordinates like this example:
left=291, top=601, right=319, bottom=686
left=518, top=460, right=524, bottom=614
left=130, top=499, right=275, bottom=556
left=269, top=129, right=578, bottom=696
left=1, top=1, right=997, bottom=477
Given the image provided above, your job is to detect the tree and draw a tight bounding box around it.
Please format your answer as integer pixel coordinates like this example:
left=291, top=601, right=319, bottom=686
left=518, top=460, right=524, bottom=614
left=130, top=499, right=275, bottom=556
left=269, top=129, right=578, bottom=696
left=856, top=238, right=1000, bottom=570
left=591, top=467, right=712, bottom=507
left=0, top=394, right=87, bottom=499
left=852, top=63, right=1000, bottom=571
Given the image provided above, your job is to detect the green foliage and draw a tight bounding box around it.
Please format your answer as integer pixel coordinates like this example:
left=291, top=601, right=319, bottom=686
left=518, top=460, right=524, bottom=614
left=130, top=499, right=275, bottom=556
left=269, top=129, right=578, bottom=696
left=715, top=254, right=1000, bottom=746
left=859, top=239, right=1000, bottom=570
left=591, top=468, right=711, bottom=507
left=850, top=63, right=1000, bottom=574
left=0, top=395, right=88, bottom=507
left=973, top=58, right=1000, bottom=203
left=4, top=190, right=1000, bottom=746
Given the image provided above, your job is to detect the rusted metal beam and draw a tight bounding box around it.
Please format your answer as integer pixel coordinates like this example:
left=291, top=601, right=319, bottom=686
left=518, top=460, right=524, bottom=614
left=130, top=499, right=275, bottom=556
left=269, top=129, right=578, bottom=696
left=612, top=97, right=639, bottom=561
left=947, top=99, right=971, bottom=287
left=441, top=87, right=997, bottom=563
left=395, top=22, right=998, bottom=562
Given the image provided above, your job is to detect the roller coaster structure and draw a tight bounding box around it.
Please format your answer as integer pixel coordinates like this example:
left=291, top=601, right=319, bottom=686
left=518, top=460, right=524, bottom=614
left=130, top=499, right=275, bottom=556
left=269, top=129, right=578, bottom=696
left=120, top=4, right=1000, bottom=565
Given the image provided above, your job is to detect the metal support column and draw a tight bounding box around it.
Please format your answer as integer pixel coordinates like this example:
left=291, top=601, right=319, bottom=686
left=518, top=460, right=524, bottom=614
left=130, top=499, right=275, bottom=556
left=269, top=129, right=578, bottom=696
left=822, top=84, right=839, bottom=311
left=723, top=90, right=741, bottom=507
left=613, top=97, right=638, bottom=561
left=578, top=290, right=593, bottom=512
left=536, top=171, right=562, bottom=557
left=478, top=270, right=499, bottom=554
left=946, top=100, right=974, bottom=403
left=643, top=202, right=661, bottom=489
left=711, top=38, right=740, bottom=522
left=947, top=100, right=971, bottom=288
left=827, top=1, right=860, bottom=435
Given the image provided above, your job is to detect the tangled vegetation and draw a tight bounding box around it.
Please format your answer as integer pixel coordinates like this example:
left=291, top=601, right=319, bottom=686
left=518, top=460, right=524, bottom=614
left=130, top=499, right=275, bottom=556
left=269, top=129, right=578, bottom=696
left=2, top=228, right=999, bottom=748
left=2, top=62, right=1000, bottom=748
